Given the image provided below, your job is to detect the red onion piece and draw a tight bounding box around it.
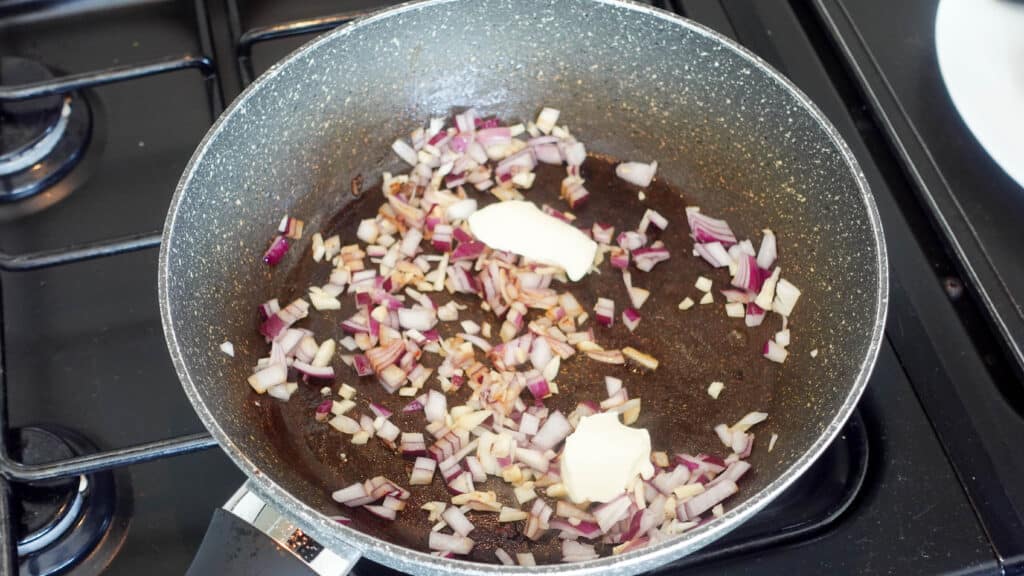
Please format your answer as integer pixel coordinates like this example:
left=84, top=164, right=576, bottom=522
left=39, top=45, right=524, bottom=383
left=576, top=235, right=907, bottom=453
left=745, top=303, right=766, bottom=327
left=369, top=402, right=393, bottom=420
left=397, top=307, right=437, bottom=331
left=731, top=255, right=765, bottom=293
left=615, top=160, right=658, bottom=188
left=757, top=229, right=777, bottom=270
left=534, top=143, right=562, bottom=164
left=592, top=494, right=632, bottom=533
left=622, top=308, right=641, bottom=332
left=451, top=240, right=486, bottom=262
left=292, top=361, right=335, bottom=380
left=428, top=531, right=474, bottom=555
left=424, top=389, right=447, bottom=423
left=262, top=235, right=289, bottom=266
left=391, top=139, right=418, bottom=165
left=401, top=432, right=427, bottom=458
left=561, top=540, right=599, bottom=562
left=763, top=339, right=788, bottom=363
left=532, top=410, right=571, bottom=451
left=617, top=231, right=647, bottom=251
left=352, top=354, right=373, bottom=377
left=442, top=505, right=475, bottom=537
left=591, top=222, right=615, bottom=245
left=687, top=209, right=737, bottom=246
left=694, top=241, right=732, bottom=268
left=593, top=297, right=615, bottom=328
left=680, top=479, right=738, bottom=519
left=332, top=482, right=376, bottom=507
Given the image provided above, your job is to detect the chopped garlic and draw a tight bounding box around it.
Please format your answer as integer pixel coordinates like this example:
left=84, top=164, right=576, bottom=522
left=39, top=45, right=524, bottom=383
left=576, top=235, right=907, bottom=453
left=499, top=507, right=528, bottom=522
left=699, top=291, right=714, bottom=305
left=338, top=383, right=356, bottom=400
left=725, top=302, right=744, bottom=317
left=673, top=483, right=705, bottom=500
left=350, top=431, right=370, bottom=445
left=331, top=400, right=355, bottom=415
left=769, top=433, right=779, bottom=452
left=638, top=191, right=646, bottom=201
left=652, top=451, right=670, bottom=468
left=755, top=267, right=781, bottom=310
left=623, top=346, right=659, bottom=370
left=319, top=386, right=331, bottom=396
left=548, top=483, right=571, bottom=498
left=678, top=297, right=695, bottom=310
left=516, top=483, right=540, bottom=502
left=708, top=381, right=725, bottom=399
left=695, top=276, right=713, bottom=292
left=311, top=233, right=325, bottom=262
left=536, top=107, right=560, bottom=134
left=219, top=341, right=235, bottom=357
left=810, top=348, right=819, bottom=358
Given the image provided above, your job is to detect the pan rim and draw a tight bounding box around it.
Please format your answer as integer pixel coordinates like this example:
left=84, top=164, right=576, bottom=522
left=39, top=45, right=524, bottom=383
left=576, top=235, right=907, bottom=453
left=158, top=0, right=889, bottom=573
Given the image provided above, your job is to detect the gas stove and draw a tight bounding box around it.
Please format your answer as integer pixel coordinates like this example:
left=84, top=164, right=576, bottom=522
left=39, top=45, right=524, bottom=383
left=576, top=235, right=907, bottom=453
left=1, top=1, right=1020, bottom=574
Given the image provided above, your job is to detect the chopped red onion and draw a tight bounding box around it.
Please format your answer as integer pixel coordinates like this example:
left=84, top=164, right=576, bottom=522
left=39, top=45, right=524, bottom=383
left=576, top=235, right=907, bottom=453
left=731, top=255, right=765, bottom=293
left=534, top=143, right=563, bottom=164
left=401, top=432, right=427, bottom=458
left=263, top=235, right=289, bottom=266
left=592, top=494, right=632, bottom=533
left=694, top=242, right=732, bottom=268
left=594, top=297, right=615, bottom=327
left=532, top=410, right=571, bottom=451
left=686, top=208, right=737, bottom=246
left=615, top=160, right=658, bottom=188
left=757, top=229, right=777, bottom=270
left=353, top=354, right=373, bottom=377
left=442, top=505, right=475, bottom=537
left=763, top=339, right=789, bottom=363
left=622, top=308, right=641, bottom=332
left=424, top=389, right=447, bottom=423
left=428, top=531, right=474, bottom=555
left=744, top=303, right=766, bottom=327
left=617, top=231, right=647, bottom=251
left=680, top=479, right=738, bottom=519
left=292, top=361, right=335, bottom=380
left=397, top=307, right=437, bottom=331
left=561, top=540, right=599, bottom=562
left=451, top=240, right=486, bottom=262
left=332, top=482, right=376, bottom=507
left=391, top=139, right=418, bottom=166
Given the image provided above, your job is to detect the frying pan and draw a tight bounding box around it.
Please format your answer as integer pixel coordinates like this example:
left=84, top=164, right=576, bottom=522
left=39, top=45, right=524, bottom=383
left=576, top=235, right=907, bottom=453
left=158, top=0, right=887, bottom=573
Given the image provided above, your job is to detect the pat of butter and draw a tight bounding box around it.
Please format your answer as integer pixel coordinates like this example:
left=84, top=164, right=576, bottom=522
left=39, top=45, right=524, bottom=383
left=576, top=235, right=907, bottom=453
left=561, top=412, right=655, bottom=503
left=467, top=200, right=597, bottom=281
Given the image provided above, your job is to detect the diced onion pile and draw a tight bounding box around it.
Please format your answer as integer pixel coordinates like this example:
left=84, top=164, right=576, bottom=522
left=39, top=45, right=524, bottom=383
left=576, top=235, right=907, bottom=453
left=237, top=108, right=781, bottom=564
left=683, top=209, right=801, bottom=363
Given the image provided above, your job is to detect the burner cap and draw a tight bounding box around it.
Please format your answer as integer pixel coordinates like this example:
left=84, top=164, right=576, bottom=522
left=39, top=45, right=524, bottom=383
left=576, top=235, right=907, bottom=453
left=10, top=428, right=80, bottom=543
left=10, top=426, right=129, bottom=576
left=0, top=57, right=91, bottom=203
left=0, top=58, right=63, bottom=161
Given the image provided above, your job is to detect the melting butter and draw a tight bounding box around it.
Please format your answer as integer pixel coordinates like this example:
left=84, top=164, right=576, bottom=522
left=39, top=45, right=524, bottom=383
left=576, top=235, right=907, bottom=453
left=467, top=200, right=597, bottom=281
left=561, top=412, right=655, bottom=503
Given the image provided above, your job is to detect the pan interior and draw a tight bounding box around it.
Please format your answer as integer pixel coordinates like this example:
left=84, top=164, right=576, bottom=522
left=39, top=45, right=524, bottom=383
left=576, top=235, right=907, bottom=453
left=161, top=0, right=883, bottom=570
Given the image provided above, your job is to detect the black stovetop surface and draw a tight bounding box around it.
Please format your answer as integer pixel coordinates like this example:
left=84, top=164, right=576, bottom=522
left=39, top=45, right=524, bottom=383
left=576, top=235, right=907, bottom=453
left=1, top=1, right=1020, bottom=575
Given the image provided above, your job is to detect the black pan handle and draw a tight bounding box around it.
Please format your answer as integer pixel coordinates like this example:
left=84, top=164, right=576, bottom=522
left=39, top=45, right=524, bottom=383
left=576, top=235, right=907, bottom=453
left=187, top=482, right=362, bottom=576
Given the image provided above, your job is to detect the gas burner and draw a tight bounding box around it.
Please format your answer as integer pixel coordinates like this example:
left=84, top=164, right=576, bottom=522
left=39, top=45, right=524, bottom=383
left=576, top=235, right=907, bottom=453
left=10, top=427, right=130, bottom=576
left=0, top=56, right=91, bottom=204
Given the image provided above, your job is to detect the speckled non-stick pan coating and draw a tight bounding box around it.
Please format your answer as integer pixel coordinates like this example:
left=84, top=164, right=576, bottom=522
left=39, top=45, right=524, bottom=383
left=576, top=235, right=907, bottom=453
left=159, top=1, right=887, bottom=574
